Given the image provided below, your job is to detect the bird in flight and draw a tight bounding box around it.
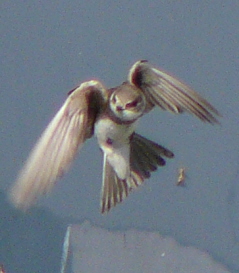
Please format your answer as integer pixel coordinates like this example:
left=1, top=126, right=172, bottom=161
left=9, top=60, right=220, bottom=213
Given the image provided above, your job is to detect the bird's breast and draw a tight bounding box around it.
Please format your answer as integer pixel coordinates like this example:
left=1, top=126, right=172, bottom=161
left=94, top=116, right=136, bottom=150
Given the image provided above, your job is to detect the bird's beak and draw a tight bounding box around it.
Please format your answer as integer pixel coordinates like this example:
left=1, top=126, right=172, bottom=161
left=116, top=106, right=124, bottom=111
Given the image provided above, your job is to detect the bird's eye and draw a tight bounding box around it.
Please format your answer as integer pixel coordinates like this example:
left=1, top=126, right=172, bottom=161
left=126, top=100, right=138, bottom=108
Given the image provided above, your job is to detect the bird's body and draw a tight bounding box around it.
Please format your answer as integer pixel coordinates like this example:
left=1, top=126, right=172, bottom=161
left=95, top=115, right=135, bottom=180
left=9, top=60, right=221, bottom=213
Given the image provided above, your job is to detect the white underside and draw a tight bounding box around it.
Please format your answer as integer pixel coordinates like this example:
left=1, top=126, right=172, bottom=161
left=95, top=117, right=136, bottom=179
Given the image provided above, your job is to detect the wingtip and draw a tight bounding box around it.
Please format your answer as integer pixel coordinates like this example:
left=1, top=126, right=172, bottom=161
left=8, top=186, right=31, bottom=212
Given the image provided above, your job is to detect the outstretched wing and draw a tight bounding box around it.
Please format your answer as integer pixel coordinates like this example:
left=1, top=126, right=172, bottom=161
left=128, top=60, right=221, bottom=124
left=9, top=80, right=107, bottom=210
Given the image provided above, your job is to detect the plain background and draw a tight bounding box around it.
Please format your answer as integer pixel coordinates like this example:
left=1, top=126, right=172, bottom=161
left=1, top=1, right=239, bottom=272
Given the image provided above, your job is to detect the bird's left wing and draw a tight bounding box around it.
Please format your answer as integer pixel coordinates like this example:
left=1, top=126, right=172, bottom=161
left=128, top=60, right=221, bottom=124
left=9, top=80, right=107, bottom=210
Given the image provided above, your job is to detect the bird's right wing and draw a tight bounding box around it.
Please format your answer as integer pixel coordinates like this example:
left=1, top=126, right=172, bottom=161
left=9, top=80, right=107, bottom=210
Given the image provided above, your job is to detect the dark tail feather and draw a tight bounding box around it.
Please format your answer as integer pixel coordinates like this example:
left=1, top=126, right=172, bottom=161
left=130, top=133, right=174, bottom=182
left=101, top=133, right=174, bottom=213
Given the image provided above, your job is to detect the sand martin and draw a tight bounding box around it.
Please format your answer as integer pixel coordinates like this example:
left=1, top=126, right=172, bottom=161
left=9, top=60, right=220, bottom=213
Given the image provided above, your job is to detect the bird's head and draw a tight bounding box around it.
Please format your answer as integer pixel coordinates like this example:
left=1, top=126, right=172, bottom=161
left=109, top=82, right=146, bottom=122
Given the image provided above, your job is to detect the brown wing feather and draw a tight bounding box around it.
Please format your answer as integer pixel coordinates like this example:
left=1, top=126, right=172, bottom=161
left=129, top=60, right=221, bottom=124
left=9, top=80, right=107, bottom=210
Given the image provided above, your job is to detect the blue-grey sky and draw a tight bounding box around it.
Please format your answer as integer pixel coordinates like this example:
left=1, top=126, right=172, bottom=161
left=1, top=1, right=239, bottom=272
